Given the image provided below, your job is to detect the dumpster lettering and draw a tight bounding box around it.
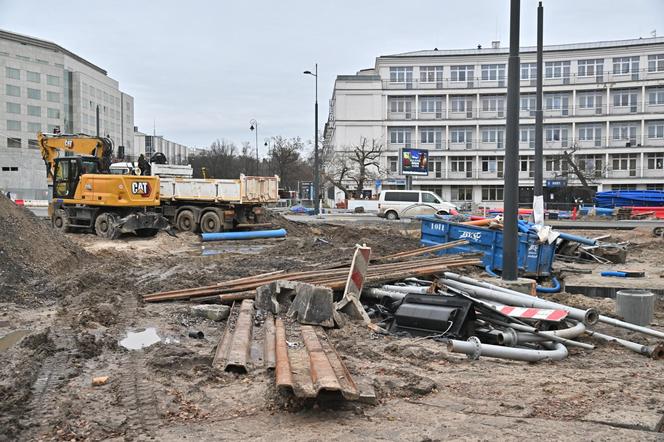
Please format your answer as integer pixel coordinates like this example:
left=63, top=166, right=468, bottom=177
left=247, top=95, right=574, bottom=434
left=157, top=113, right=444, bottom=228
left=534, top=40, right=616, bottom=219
left=459, top=231, right=482, bottom=242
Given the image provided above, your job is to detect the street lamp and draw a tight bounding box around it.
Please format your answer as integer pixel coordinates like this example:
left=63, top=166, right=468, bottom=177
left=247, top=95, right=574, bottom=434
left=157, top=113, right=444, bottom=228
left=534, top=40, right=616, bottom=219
left=249, top=119, right=259, bottom=175
left=303, top=64, right=319, bottom=215
left=264, top=138, right=271, bottom=174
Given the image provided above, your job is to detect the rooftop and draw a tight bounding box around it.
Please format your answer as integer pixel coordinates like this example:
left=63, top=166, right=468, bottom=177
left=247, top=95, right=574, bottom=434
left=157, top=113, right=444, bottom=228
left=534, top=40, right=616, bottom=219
left=381, top=36, right=664, bottom=59
left=0, top=28, right=107, bottom=75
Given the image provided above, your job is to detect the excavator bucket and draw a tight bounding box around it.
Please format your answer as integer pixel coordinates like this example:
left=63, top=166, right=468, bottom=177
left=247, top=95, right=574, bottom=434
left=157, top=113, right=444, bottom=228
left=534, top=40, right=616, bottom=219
left=116, top=212, right=172, bottom=237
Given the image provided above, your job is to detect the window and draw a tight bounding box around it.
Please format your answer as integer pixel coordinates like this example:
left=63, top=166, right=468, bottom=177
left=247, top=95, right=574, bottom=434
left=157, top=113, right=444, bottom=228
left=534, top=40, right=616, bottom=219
left=27, top=88, right=41, bottom=100
left=28, top=139, right=39, bottom=149
left=389, top=67, right=413, bottom=83
left=613, top=90, right=637, bottom=107
left=482, top=186, right=504, bottom=201
left=481, top=156, right=504, bottom=175
left=450, top=97, right=468, bottom=112
left=520, top=156, right=535, bottom=172
left=520, top=95, right=536, bottom=111
left=27, top=122, right=41, bottom=133
left=47, top=108, right=60, bottom=119
left=420, top=66, right=443, bottom=82
left=16, top=55, right=29, bottom=61
left=5, top=66, right=19, bottom=79
left=451, top=186, right=473, bottom=201
left=389, top=97, right=413, bottom=114
left=47, top=124, right=60, bottom=133
left=577, top=59, right=604, bottom=77
left=427, top=159, right=443, bottom=178
left=450, top=65, right=474, bottom=82
left=612, top=124, right=637, bottom=141
left=544, top=61, right=570, bottom=79
left=545, top=126, right=569, bottom=143
left=7, top=137, right=21, bottom=148
left=6, top=120, right=20, bottom=131
left=648, top=54, right=664, bottom=72
left=388, top=156, right=398, bottom=172
left=384, top=191, right=418, bottom=202
left=450, top=157, right=473, bottom=172
left=647, top=184, right=664, bottom=190
left=6, top=102, right=20, bottom=114
left=578, top=155, right=603, bottom=172
left=422, top=191, right=441, bottom=202
left=611, top=154, right=637, bottom=171
left=647, top=153, right=664, bottom=169
left=578, top=125, right=602, bottom=141
left=47, top=75, right=60, bottom=86
left=389, top=128, right=412, bottom=146
left=47, top=91, right=60, bottom=103
left=481, top=96, right=505, bottom=112
left=420, top=128, right=442, bottom=145
left=613, top=56, right=639, bottom=74
left=27, top=105, right=41, bottom=117
left=450, top=128, right=472, bottom=144
left=420, top=97, right=442, bottom=113
left=612, top=184, right=637, bottom=191
left=520, top=127, right=535, bottom=144
left=648, top=88, right=664, bottom=105
left=545, top=94, right=569, bottom=111
left=27, top=71, right=40, bottom=82
left=520, top=63, right=537, bottom=80
left=6, top=84, right=20, bottom=97
left=545, top=157, right=562, bottom=172
left=648, top=122, right=664, bottom=139
left=481, top=128, right=505, bottom=146
left=481, top=64, right=505, bottom=81
left=578, top=93, right=602, bottom=109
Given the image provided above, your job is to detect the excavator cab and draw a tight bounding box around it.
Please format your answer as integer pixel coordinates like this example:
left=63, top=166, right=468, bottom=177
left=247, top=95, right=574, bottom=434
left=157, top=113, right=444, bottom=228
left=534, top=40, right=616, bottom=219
left=52, top=156, right=101, bottom=199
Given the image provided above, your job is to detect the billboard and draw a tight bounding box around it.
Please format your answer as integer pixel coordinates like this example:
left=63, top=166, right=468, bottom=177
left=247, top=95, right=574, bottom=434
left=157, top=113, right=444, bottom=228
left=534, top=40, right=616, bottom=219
left=400, top=148, right=429, bottom=176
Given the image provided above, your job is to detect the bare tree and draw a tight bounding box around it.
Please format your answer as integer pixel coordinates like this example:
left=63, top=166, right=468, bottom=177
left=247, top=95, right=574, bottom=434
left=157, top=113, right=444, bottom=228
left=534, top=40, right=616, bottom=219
left=349, top=138, right=382, bottom=194
left=322, top=138, right=383, bottom=198
left=269, top=136, right=305, bottom=189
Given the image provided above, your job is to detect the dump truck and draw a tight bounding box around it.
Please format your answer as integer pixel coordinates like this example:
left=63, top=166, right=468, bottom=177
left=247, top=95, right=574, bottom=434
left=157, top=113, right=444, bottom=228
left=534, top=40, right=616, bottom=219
left=38, top=132, right=169, bottom=239
left=110, top=160, right=279, bottom=233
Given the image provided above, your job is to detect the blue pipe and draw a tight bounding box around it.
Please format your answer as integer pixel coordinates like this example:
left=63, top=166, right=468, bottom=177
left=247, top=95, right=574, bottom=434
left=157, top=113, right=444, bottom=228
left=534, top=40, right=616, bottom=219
left=201, top=228, right=287, bottom=242
left=484, top=265, right=500, bottom=278
left=536, top=276, right=561, bottom=293
left=600, top=271, right=628, bottom=278
left=557, top=232, right=597, bottom=246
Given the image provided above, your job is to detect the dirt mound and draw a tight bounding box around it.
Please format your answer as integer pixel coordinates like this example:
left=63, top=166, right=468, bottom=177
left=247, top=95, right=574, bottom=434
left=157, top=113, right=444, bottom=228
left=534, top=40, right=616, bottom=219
left=0, top=194, right=91, bottom=300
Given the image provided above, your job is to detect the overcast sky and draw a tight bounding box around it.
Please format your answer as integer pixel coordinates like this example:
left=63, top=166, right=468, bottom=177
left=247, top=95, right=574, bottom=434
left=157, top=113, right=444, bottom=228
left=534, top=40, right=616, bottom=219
left=1, top=0, right=662, bottom=153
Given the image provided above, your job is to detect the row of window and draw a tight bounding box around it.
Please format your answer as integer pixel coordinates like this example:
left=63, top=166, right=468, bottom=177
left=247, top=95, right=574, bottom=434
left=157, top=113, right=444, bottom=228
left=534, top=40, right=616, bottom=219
left=5, top=67, right=61, bottom=85
left=6, top=120, right=62, bottom=133
left=389, top=122, right=664, bottom=145
left=3, top=137, right=41, bottom=149
left=5, top=84, right=61, bottom=101
left=389, top=54, right=664, bottom=83
left=3, top=104, right=60, bottom=118
left=389, top=88, right=664, bottom=114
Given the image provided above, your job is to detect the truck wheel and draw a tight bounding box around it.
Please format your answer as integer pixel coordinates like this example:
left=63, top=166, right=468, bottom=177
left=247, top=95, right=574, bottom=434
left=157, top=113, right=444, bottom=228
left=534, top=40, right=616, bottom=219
left=386, top=211, right=399, bottom=221
left=200, top=211, right=222, bottom=233
left=95, top=212, right=120, bottom=239
left=52, top=209, right=71, bottom=233
left=176, top=210, right=196, bottom=232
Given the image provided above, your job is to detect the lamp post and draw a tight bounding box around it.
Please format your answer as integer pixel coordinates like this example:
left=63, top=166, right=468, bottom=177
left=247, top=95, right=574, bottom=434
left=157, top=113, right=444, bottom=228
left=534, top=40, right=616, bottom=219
left=249, top=119, right=259, bottom=175
left=303, top=64, right=319, bottom=215
left=264, top=138, right=271, bottom=174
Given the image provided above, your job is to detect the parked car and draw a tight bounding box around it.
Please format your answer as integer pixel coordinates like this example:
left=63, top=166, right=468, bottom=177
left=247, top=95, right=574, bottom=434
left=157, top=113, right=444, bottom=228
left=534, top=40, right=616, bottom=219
left=377, top=190, right=457, bottom=220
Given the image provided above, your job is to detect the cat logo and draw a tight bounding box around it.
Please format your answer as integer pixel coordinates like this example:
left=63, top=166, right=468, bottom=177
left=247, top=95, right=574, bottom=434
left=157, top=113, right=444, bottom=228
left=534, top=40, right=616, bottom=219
left=131, top=181, right=151, bottom=196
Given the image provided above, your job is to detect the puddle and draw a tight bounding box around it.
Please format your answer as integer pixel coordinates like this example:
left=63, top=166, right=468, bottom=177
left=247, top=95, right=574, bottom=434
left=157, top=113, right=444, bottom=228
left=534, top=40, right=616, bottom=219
left=0, top=329, right=30, bottom=352
left=201, top=245, right=269, bottom=256
left=119, top=327, right=162, bottom=350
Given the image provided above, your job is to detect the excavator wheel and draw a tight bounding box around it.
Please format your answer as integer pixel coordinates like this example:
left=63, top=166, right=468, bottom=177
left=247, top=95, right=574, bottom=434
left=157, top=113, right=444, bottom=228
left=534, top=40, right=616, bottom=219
left=176, top=210, right=196, bottom=232
left=200, top=211, right=222, bottom=233
left=52, top=209, right=71, bottom=233
left=95, top=212, right=120, bottom=240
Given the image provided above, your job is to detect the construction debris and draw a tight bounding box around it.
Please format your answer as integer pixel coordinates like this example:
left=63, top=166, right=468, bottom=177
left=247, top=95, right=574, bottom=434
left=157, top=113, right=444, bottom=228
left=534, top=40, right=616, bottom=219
left=190, top=304, right=231, bottom=322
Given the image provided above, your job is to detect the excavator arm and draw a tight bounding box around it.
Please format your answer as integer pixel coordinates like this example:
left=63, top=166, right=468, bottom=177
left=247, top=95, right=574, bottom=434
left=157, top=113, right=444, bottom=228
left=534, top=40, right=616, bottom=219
left=38, top=132, right=114, bottom=180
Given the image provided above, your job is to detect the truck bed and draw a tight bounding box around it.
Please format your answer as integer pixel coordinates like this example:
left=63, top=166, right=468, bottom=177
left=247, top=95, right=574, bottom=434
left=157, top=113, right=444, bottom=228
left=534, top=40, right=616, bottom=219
left=159, top=175, right=279, bottom=204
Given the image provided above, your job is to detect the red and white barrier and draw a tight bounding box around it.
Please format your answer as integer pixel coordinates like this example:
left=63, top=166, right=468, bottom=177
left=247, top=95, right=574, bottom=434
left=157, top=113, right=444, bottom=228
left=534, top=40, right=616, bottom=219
left=496, top=305, right=568, bottom=322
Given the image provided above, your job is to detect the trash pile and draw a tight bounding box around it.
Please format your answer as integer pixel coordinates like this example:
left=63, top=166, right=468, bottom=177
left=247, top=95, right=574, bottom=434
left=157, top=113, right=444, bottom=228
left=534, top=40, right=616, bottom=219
left=364, top=272, right=664, bottom=362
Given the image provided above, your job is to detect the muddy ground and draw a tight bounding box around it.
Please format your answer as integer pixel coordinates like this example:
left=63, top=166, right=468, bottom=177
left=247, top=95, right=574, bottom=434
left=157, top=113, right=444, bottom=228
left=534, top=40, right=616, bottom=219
left=1, top=208, right=664, bottom=441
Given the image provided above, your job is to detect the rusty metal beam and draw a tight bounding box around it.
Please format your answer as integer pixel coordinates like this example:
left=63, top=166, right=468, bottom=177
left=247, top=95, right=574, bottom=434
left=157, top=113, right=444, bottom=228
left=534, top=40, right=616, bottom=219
left=275, top=319, right=293, bottom=390
left=213, top=299, right=255, bottom=373
left=264, top=313, right=276, bottom=369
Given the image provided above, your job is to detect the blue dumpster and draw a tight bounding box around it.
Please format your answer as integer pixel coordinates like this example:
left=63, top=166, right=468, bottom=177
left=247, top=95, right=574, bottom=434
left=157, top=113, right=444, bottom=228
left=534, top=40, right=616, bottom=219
left=419, top=216, right=555, bottom=277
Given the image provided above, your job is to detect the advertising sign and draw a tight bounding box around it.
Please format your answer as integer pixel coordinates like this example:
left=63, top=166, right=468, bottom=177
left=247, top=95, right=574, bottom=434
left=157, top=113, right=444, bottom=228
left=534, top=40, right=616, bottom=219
left=400, top=148, right=429, bottom=176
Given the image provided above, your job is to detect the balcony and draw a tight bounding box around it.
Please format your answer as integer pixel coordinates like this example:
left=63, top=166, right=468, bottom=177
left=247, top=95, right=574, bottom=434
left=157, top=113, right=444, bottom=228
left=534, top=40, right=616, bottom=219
left=387, top=110, right=415, bottom=121
left=418, top=110, right=445, bottom=121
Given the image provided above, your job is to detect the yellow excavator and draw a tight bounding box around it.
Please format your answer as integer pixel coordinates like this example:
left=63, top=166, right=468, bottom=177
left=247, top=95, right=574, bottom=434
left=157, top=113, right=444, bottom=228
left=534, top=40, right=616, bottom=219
left=38, top=132, right=169, bottom=239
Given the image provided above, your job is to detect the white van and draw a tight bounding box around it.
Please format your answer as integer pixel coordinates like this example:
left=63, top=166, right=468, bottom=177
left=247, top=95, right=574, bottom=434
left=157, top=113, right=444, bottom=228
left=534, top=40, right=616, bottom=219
left=377, top=190, right=457, bottom=220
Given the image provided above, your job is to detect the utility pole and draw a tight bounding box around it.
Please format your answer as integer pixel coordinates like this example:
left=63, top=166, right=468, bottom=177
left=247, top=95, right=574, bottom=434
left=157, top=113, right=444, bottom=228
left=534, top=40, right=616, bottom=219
left=534, top=1, right=544, bottom=221
left=502, top=0, right=521, bottom=281
left=304, top=64, right=319, bottom=215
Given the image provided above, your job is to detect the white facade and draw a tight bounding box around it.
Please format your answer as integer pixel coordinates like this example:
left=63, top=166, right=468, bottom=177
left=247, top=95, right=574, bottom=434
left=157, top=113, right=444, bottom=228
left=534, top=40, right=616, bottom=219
left=133, top=127, right=190, bottom=165
left=0, top=29, right=134, bottom=199
left=325, top=37, right=664, bottom=208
